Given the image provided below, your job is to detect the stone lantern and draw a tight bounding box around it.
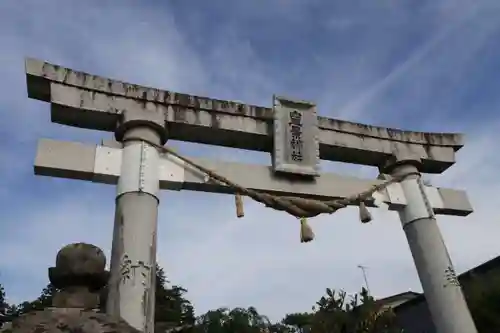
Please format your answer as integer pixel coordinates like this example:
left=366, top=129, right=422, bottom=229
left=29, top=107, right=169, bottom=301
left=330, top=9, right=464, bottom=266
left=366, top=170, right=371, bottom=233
left=3, top=243, right=140, bottom=333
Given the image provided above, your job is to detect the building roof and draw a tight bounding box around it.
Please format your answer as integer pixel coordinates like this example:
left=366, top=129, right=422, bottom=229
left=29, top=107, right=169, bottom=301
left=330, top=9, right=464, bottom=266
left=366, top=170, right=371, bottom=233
left=376, top=291, right=422, bottom=308
left=393, top=254, right=500, bottom=312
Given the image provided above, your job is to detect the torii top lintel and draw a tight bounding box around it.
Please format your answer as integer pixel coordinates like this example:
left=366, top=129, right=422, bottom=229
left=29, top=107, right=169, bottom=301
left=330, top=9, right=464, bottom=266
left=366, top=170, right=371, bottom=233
left=25, top=58, right=463, bottom=174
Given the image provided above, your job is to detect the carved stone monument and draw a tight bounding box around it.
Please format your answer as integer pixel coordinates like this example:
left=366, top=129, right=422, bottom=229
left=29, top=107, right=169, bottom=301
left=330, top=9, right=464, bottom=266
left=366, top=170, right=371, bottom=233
left=3, top=243, right=140, bottom=333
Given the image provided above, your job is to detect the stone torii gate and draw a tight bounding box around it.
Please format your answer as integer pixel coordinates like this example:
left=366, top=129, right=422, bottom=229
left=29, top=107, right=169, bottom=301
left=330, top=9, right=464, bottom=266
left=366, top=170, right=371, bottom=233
left=26, top=58, right=477, bottom=333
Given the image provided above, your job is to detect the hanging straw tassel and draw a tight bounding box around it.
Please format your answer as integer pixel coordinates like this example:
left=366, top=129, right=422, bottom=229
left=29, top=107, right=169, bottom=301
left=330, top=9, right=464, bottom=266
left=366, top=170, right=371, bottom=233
left=300, top=217, right=315, bottom=243
left=235, top=193, right=244, bottom=218
left=358, top=201, right=372, bottom=223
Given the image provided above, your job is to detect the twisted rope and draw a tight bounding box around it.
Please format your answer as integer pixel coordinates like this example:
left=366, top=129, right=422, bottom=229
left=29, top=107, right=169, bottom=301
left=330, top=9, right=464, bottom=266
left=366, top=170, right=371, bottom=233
left=123, top=137, right=414, bottom=219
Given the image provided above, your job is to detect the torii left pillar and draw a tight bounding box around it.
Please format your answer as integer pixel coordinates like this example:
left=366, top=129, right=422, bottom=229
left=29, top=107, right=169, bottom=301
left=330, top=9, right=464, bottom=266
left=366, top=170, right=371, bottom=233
left=106, top=108, right=167, bottom=333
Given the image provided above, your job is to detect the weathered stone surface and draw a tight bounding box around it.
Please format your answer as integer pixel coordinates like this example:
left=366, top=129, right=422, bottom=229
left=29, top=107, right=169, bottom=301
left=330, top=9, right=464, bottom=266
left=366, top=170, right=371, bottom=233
left=56, top=243, right=106, bottom=274
left=5, top=309, right=140, bottom=333
left=34, top=138, right=474, bottom=217
left=3, top=243, right=140, bottom=333
left=25, top=58, right=465, bottom=174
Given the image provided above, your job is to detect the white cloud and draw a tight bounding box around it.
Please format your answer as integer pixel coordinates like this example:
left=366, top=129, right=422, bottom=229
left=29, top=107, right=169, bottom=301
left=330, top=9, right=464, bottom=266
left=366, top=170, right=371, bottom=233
left=1, top=0, right=500, bottom=323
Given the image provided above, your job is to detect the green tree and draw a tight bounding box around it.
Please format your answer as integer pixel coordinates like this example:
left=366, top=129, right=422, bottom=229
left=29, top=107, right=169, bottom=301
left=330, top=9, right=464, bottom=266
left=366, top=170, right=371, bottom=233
left=284, top=288, right=400, bottom=333
left=155, top=264, right=195, bottom=326
left=4, top=268, right=412, bottom=333
left=195, top=306, right=270, bottom=333
left=0, top=283, right=18, bottom=328
left=7, top=263, right=196, bottom=330
left=0, top=284, right=8, bottom=327
left=11, top=283, right=58, bottom=317
left=281, top=312, right=313, bottom=333
left=268, top=322, right=293, bottom=333
left=195, top=308, right=228, bottom=333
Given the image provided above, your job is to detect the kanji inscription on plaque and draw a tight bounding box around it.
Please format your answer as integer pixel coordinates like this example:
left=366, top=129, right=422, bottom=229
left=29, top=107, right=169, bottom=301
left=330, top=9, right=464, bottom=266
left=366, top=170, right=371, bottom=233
left=273, top=95, right=319, bottom=176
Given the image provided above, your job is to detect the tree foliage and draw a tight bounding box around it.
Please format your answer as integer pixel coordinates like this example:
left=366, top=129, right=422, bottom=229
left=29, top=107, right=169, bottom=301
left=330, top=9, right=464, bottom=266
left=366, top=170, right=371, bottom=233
left=0, top=284, right=21, bottom=328
left=279, top=288, right=400, bottom=333
left=0, top=265, right=195, bottom=325
left=311, top=288, right=400, bottom=333
left=0, top=280, right=402, bottom=333
left=3, top=264, right=500, bottom=333
left=0, top=284, right=8, bottom=327
left=194, top=306, right=270, bottom=333
left=155, top=264, right=195, bottom=326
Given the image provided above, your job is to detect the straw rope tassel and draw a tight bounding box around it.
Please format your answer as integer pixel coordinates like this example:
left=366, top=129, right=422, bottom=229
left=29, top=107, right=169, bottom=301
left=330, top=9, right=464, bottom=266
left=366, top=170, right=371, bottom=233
left=300, top=217, right=315, bottom=243
left=123, top=137, right=415, bottom=232
left=358, top=201, right=372, bottom=223
left=235, top=193, right=244, bottom=218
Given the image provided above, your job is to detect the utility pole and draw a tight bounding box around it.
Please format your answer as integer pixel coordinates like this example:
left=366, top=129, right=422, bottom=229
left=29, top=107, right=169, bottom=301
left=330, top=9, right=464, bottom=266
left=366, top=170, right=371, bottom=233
left=357, top=265, right=371, bottom=295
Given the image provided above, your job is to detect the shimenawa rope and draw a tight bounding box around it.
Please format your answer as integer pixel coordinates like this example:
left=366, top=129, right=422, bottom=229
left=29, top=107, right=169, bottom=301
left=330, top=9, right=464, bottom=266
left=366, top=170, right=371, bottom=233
left=123, top=137, right=414, bottom=242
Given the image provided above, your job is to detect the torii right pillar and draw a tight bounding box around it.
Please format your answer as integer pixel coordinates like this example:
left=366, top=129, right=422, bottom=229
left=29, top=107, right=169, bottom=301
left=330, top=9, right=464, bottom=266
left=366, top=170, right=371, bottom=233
left=382, top=153, right=477, bottom=333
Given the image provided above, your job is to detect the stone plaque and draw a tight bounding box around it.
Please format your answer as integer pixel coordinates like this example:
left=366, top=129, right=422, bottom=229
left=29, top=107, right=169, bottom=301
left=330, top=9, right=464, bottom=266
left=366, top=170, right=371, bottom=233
left=272, top=95, right=320, bottom=176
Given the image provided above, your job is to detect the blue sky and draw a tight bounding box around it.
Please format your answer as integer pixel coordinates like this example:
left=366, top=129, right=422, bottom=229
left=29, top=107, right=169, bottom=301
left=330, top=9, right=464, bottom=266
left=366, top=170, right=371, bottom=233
left=1, top=0, right=500, bottom=321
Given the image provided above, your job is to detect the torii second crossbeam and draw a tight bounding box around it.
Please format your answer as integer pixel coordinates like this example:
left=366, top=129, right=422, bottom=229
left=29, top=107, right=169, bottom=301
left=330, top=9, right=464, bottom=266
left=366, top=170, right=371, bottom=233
left=34, top=138, right=472, bottom=217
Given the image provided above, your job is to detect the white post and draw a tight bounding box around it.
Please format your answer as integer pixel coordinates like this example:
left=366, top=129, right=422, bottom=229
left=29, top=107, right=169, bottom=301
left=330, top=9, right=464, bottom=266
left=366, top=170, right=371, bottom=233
left=388, top=162, right=477, bottom=333
left=106, top=110, right=166, bottom=333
